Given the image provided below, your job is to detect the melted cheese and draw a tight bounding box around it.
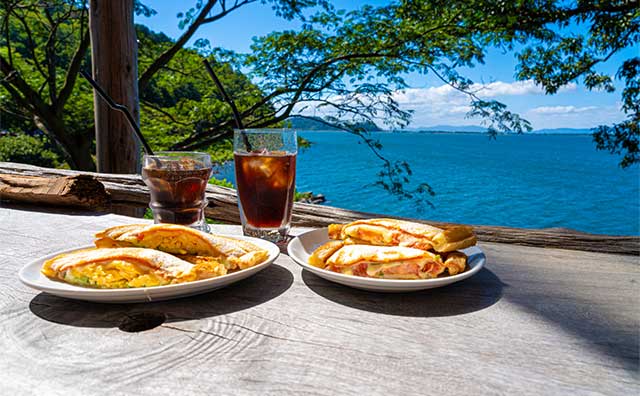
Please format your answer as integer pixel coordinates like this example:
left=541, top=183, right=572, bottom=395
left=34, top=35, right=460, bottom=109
left=63, top=261, right=169, bottom=288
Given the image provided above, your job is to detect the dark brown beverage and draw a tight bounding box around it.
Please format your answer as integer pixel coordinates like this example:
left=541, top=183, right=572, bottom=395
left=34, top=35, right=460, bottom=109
left=234, top=152, right=296, bottom=228
left=142, top=158, right=211, bottom=225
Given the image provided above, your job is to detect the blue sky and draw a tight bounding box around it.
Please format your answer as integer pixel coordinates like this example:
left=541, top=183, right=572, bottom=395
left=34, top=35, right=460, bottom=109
left=137, top=1, right=637, bottom=130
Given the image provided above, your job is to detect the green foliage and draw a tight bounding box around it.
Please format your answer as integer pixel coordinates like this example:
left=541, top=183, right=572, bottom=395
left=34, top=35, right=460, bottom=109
left=209, top=176, right=234, bottom=188
left=297, top=136, right=311, bottom=150
left=136, top=24, right=272, bottom=163
left=0, top=1, right=271, bottom=168
left=134, top=1, right=157, bottom=18
left=265, top=1, right=636, bottom=170
left=0, top=0, right=94, bottom=169
left=143, top=208, right=153, bottom=220
left=593, top=57, right=639, bottom=168
left=294, top=190, right=313, bottom=201
left=512, top=2, right=639, bottom=167
left=1, top=0, right=637, bottom=201
left=0, top=134, right=59, bottom=168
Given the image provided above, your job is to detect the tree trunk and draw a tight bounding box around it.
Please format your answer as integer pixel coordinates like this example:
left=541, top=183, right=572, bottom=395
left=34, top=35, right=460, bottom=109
left=33, top=115, right=96, bottom=171
left=89, top=0, right=140, bottom=174
left=60, top=130, right=96, bottom=171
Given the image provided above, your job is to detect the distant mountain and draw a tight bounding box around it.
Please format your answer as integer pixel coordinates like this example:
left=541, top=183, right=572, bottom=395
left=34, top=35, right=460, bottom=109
left=400, top=125, right=594, bottom=134
left=288, top=117, right=340, bottom=131
left=288, top=117, right=382, bottom=131
left=414, top=125, right=488, bottom=133
left=289, top=119, right=594, bottom=134
left=529, top=128, right=593, bottom=135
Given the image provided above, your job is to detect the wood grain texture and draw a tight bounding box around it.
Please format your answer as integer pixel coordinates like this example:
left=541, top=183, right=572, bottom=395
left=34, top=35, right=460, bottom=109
left=0, top=174, right=109, bottom=209
left=0, top=207, right=637, bottom=395
left=0, top=162, right=638, bottom=256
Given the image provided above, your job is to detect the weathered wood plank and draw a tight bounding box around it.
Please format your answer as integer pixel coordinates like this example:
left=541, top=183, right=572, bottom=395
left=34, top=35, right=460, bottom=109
left=0, top=208, right=637, bottom=395
left=0, top=174, right=110, bottom=209
left=0, top=162, right=638, bottom=255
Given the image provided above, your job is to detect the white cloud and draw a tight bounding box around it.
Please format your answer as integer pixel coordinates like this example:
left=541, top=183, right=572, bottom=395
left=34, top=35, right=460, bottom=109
left=529, top=105, right=598, bottom=115
left=291, top=79, right=622, bottom=129
left=524, top=103, right=625, bottom=128
left=474, top=80, right=577, bottom=97
left=391, top=80, right=577, bottom=106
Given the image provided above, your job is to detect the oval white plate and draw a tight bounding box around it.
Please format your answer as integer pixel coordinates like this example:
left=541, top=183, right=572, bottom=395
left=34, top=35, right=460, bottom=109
left=19, top=235, right=280, bottom=303
left=287, top=228, right=485, bottom=292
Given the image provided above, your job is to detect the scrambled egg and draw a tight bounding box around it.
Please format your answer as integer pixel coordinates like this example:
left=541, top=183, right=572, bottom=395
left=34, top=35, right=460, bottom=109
left=42, top=256, right=229, bottom=289
left=131, top=232, right=209, bottom=255
left=44, top=260, right=170, bottom=289
left=176, top=255, right=228, bottom=278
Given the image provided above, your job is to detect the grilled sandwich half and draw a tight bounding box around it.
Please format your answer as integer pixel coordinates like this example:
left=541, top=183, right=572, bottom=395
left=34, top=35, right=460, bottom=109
left=328, top=218, right=476, bottom=253
left=41, top=247, right=226, bottom=289
left=310, top=243, right=446, bottom=279
left=95, top=224, right=268, bottom=270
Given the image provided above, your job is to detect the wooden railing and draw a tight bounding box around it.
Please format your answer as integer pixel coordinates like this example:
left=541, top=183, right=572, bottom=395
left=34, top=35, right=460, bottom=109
left=1, top=162, right=638, bottom=255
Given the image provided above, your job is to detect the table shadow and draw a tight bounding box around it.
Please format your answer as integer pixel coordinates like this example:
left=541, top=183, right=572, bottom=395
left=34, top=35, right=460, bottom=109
left=29, top=264, right=293, bottom=332
left=1, top=203, right=109, bottom=217
left=302, top=267, right=504, bottom=317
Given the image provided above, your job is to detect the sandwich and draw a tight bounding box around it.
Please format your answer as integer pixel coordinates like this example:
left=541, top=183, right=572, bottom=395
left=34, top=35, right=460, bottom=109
left=41, top=247, right=226, bottom=289
left=310, top=243, right=445, bottom=279
left=442, top=251, right=467, bottom=276
left=328, top=218, right=476, bottom=253
left=95, top=224, right=268, bottom=270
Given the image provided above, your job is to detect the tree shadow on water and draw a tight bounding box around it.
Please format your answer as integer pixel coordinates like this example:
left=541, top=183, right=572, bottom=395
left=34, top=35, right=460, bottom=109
left=302, top=267, right=504, bottom=317
left=29, top=264, right=293, bottom=332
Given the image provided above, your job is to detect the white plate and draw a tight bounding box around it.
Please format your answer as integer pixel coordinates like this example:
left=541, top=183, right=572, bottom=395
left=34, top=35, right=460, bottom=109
left=287, top=228, right=485, bottom=292
left=19, top=235, right=280, bottom=303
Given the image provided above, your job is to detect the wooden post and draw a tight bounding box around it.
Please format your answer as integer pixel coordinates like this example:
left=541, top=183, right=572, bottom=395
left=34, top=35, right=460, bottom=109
left=89, top=0, right=140, bottom=174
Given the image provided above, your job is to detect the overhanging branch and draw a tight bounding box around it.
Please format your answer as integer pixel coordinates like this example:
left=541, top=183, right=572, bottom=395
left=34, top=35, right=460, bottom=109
left=138, top=0, right=218, bottom=91
left=57, top=29, right=91, bottom=111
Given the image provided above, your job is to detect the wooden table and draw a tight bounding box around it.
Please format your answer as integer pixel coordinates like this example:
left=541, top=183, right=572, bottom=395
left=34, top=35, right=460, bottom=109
left=0, top=207, right=638, bottom=395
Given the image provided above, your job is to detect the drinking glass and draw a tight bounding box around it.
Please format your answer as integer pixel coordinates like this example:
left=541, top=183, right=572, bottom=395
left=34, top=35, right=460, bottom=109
left=142, top=151, right=212, bottom=232
left=233, top=129, right=297, bottom=243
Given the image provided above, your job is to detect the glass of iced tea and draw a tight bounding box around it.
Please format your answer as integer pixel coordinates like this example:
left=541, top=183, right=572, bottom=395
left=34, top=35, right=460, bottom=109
left=142, top=152, right=212, bottom=232
left=233, top=129, right=297, bottom=243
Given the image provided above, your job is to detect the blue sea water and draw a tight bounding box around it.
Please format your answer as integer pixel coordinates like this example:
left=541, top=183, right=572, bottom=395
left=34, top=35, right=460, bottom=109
left=216, top=131, right=640, bottom=236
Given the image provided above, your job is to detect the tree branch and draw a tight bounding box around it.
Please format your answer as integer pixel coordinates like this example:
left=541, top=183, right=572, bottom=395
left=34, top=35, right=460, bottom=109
left=43, top=8, right=58, bottom=104
left=173, top=53, right=391, bottom=149
left=9, top=9, right=48, bottom=82
left=0, top=80, right=30, bottom=110
left=141, top=100, right=195, bottom=126
left=138, top=0, right=260, bottom=90
left=201, top=0, right=253, bottom=24
left=174, top=129, right=233, bottom=151
left=138, top=0, right=218, bottom=90
left=2, top=5, right=12, bottom=66
left=0, top=54, right=52, bottom=116
left=56, top=29, right=90, bottom=111
left=271, top=52, right=395, bottom=124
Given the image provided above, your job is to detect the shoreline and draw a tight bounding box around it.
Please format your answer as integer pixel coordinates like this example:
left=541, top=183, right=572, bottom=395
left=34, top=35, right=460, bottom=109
left=296, top=130, right=595, bottom=136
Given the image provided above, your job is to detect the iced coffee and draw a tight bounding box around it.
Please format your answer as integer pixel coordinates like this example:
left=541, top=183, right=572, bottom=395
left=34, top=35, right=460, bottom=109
left=142, top=152, right=212, bottom=232
left=233, top=130, right=297, bottom=242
